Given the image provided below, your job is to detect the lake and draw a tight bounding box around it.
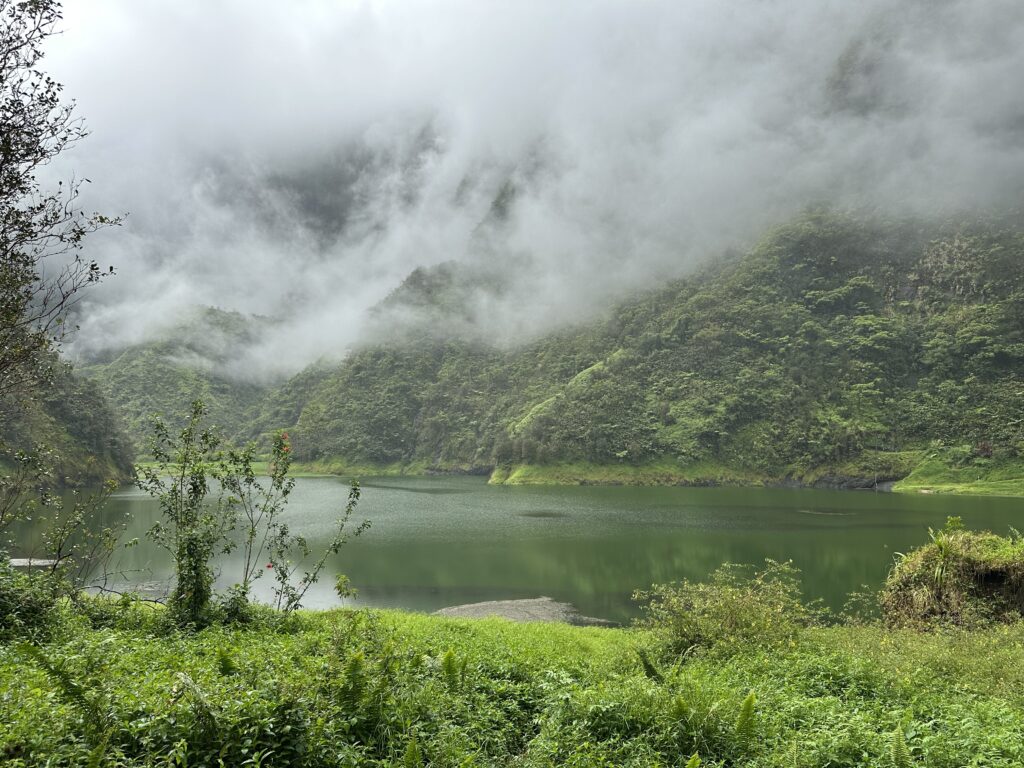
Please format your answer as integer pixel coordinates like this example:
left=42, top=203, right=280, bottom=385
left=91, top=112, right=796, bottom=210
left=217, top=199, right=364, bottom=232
left=17, top=476, right=1024, bottom=622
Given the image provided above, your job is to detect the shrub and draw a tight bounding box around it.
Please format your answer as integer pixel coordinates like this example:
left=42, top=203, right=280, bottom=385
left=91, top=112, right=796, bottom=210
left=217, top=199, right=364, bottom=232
left=0, top=564, right=57, bottom=639
left=634, top=560, right=820, bottom=657
left=881, top=519, right=1024, bottom=628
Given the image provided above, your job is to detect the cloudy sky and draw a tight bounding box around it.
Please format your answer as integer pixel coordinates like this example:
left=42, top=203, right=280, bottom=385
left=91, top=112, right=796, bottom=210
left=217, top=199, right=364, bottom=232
left=47, top=0, right=1024, bottom=375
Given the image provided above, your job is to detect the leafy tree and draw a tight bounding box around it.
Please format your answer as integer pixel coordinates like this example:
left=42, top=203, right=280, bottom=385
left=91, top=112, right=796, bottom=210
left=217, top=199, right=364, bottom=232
left=0, top=0, right=119, bottom=399
left=139, top=400, right=368, bottom=626
left=0, top=1, right=128, bottom=608
left=138, top=401, right=233, bottom=627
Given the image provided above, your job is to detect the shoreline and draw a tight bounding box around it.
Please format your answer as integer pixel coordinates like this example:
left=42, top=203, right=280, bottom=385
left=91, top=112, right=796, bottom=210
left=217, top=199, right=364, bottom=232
left=131, top=454, right=1024, bottom=498
left=286, top=458, right=1024, bottom=498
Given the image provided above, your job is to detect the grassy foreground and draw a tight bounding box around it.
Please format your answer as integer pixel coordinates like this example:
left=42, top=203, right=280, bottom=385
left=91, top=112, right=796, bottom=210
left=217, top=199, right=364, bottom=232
left=3, top=605, right=1024, bottom=767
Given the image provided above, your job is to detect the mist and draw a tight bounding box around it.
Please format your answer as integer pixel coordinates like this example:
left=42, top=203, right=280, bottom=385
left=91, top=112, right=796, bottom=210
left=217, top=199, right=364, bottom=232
left=48, top=0, right=1024, bottom=379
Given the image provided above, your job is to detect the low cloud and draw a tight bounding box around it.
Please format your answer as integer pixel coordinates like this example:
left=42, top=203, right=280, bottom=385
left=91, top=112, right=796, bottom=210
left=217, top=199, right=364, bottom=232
left=47, top=0, right=1024, bottom=377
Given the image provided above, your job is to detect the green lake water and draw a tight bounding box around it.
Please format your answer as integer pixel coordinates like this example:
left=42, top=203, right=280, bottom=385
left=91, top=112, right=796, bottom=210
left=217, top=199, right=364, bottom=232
left=21, top=476, right=1024, bottom=623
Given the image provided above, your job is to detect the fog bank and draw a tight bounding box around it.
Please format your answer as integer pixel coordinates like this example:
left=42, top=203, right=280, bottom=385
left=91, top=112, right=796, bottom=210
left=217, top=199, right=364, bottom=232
left=49, top=0, right=1024, bottom=377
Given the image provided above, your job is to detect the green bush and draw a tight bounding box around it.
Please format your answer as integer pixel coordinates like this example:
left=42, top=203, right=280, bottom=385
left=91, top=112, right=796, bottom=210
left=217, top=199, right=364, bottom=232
left=881, top=520, right=1024, bottom=628
left=634, top=559, right=821, bottom=657
left=0, top=565, right=58, bottom=639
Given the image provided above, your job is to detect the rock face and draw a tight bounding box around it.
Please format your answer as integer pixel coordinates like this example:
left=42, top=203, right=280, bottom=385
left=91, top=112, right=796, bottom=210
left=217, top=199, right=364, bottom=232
left=434, top=596, right=617, bottom=627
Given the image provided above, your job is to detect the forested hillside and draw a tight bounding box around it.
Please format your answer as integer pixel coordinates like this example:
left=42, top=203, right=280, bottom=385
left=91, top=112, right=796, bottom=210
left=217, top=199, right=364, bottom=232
left=82, top=307, right=271, bottom=454
left=0, top=358, right=134, bottom=485
left=272, top=212, right=1024, bottom=487
left=81, top=213, right=1024, bottom=489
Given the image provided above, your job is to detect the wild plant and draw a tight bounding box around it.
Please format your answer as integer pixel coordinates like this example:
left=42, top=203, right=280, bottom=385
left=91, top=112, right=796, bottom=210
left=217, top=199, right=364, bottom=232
left=890, top=726, right=911, bottom=768
left=635, top=559, right=819, bottom=657
left=137, top=400, right=235, bottom=627
left=264, top=478, right=367, bottom=613
left=221, top=429, right=367, bottom=613
left=733, top=691, right=757, bottom=753
left=20, top=642, right=114, bottom=754
left=139, top=401, right=369, bottom=623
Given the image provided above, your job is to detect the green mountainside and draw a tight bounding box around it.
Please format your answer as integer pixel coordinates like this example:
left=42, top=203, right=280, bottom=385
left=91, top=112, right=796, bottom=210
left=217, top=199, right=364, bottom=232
left=0, top=358, right=134, bottom=485
left=273, top=212, right=1024, bottom=489
left=79, top=212, right=1024, bottom=491
left=82, top=307, right=271, bottom=455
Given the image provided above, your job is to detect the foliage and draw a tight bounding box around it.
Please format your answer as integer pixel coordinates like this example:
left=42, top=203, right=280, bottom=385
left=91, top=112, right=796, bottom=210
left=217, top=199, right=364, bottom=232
left=635, top=559, right=822, bottom=657
left=137, top=400, right=234, bottom=628
left=0, top=357, right=134, bottom=486
left=138, top=400, right=367, bottom=626
left=0, top=0, right=118, bottom=399
left=4, top=605, right=1024, bottom=766
left=881, top=519, right=1024, bottom=628
left=70, top=213, right=1024, bottom=490
left=221, top=429, right=369, bottom=614
left=0, top=562, right=57, bottom=639
left=220, top=432, right=296, bottom=600
left=0, top=447, right=126, bottom=637
left=151, top=212, right=1018, bottom=490
left=81, top=307, right=270, bottom=455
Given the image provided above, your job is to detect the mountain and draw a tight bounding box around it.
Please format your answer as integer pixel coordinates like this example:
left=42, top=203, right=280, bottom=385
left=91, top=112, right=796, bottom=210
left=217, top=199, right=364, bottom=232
left=81, top=307, right=272, bottom=454
left=0, top=358, right=135, bottom=486
left=78, top=211, right=1024, bottom=490
left=268, top=211, right=1024, bottom=487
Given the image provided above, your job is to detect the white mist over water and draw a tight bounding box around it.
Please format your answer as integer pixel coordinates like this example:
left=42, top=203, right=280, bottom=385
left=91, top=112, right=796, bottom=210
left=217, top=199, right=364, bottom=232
left=48, top=0, right=1024, bottom=377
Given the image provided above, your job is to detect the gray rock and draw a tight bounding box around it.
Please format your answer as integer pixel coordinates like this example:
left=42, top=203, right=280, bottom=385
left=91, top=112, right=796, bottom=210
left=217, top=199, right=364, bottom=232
left=434, top=596, right=616, bottom=627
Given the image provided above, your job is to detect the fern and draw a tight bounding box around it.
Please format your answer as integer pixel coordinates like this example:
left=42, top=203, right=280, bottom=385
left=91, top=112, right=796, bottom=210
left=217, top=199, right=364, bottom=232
left=890, top=727, right=911, bottom=768
left=734, top=691, right=757, bottom=753
left=173, top=672, right=217, bottom=734
left=20, top=643, right=111, bottom=743
left=669, top=695, right=691, bottom=723
left=21, top=643, right=90, bottom=708
left=403, top=737, right=424, bottom=768
left=341, top=650, right=367, bottom=709
left=441, top=648, right=459, bottom=692
left=85, top=730, right=111, bottom=768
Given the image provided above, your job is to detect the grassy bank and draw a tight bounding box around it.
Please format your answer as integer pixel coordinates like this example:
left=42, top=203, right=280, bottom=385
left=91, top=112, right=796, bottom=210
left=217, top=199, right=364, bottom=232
left=488, top=448, right=1024, bottom=498
left=892, top=452, right=1024, bottom=497
left=3, top=604, right=1024, bottom=766
left=488, top=459, right=765, bottom=487
left=136, top=447, right=1024, bottom=497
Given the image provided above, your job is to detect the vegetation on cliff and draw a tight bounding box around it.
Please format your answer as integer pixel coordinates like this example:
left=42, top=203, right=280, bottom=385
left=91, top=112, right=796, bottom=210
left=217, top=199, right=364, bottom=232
left=82, top=307, right=271, bottom=456
left=265, top=212, right=1024, bottom=490
left=77, top=212, right=1024, bottom=492
left=0, top=356, right=134, bottom=486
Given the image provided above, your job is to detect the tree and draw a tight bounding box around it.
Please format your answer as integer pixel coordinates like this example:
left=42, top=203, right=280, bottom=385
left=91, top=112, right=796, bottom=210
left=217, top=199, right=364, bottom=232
left=0, top=0, right=118, bottom=402
left=0, top=2, right=127, bottom=622
left=221, top=431, right=367, bottom=614
left=138, top=401, right=233, bottom=627
left=139, top=401, right=368, bottom=627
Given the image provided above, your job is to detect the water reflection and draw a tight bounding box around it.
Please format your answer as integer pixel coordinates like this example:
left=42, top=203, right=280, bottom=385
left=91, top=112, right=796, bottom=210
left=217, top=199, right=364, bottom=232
left=11, top=476, right=1024, bottom=622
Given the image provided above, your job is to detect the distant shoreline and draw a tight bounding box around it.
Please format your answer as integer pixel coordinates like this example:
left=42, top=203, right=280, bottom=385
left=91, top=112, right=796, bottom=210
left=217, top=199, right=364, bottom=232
left=129, top=456, right=1024, bottom=497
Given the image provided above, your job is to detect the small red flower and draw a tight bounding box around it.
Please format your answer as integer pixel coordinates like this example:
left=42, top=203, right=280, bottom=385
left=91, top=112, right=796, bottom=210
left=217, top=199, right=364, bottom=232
left=266, top=563, right=273, bottom=569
